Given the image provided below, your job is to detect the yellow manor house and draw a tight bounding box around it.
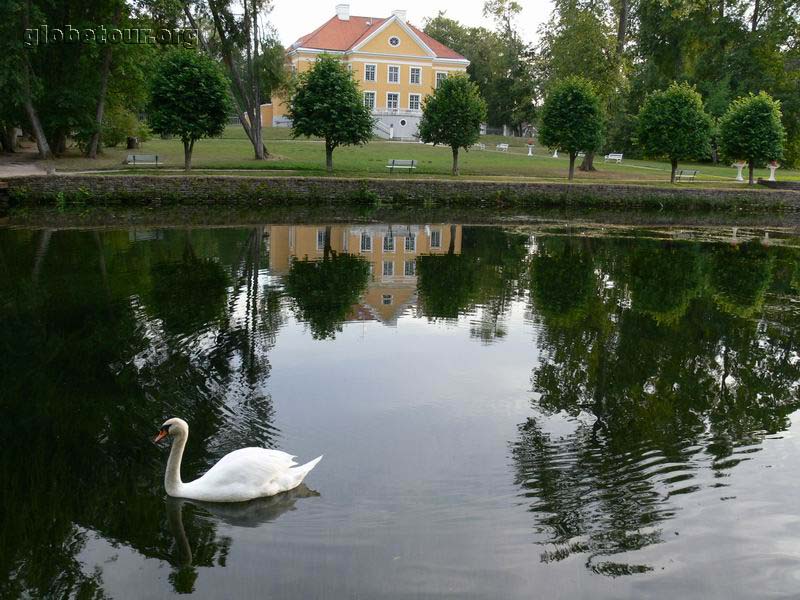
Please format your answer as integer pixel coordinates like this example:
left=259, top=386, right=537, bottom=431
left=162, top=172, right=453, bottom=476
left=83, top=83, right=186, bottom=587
left=263, top=4, right=470, bottom=139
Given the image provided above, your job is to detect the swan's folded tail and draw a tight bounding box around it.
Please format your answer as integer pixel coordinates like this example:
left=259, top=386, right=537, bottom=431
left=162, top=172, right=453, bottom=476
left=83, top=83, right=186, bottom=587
left=289, top=455, right=323, bottom=486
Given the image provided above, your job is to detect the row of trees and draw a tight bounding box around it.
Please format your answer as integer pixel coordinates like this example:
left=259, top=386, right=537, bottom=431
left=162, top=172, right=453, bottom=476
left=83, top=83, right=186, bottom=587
left=0, top=0, right=287, bottom=161
left=540, top=77, right=786, bottom=182
left=425, top=0, right=800, bottom=169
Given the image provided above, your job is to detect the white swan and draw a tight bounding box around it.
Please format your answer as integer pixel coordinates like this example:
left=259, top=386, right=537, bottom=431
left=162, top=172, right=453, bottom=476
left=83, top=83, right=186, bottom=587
left=153, top=418, right=322, bottom=503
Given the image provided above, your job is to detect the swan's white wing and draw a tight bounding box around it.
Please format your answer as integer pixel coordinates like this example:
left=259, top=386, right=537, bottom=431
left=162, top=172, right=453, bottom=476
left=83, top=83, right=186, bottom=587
left=185, top=448, right=298, bottom=501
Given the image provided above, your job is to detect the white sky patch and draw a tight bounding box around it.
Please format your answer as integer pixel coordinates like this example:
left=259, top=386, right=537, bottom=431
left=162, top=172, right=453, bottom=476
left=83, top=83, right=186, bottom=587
left=270, top=0, right=553, bottom=47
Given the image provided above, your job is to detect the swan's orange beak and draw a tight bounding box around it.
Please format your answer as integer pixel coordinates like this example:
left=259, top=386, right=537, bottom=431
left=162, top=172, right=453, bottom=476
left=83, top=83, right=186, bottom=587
left=153, top=430, right=168, bottom=444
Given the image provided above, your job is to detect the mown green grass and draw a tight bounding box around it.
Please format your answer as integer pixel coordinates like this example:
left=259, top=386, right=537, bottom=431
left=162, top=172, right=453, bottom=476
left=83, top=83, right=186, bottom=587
left=52, top=125, right=799, bottom=186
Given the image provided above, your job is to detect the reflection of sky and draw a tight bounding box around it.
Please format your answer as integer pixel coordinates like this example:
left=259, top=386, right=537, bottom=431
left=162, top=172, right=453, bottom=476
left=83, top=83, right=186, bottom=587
left=75, top=284, right=800, bottom=598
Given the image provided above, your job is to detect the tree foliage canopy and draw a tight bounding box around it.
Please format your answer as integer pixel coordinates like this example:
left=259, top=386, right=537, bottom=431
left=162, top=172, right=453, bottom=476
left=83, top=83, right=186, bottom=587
left=538, top=77, right=604, bottom=179
left=637, top=82, right=712, bottom=181
left=719, top=92, right=785, bottom=165
left=148, top=50, right=231, bottom=146
left=288, top=54, right=374, bottom=172
left=418, top=75, right=487, bottom=175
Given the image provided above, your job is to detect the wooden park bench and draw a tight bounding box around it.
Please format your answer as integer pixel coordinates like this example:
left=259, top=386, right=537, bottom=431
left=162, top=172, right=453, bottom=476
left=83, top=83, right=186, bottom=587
left=496, top=143, right=510, bottom=152
left=126, top=154, right=161, bottom=166
left=675, top=169, right=699, bottom=182
left=386, top=159, right=417, bottom=174
left=604, top=153, right=623, bottom=163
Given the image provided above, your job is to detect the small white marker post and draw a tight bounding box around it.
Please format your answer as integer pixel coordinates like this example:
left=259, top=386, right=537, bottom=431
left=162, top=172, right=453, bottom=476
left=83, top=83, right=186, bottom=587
left=552, top=149, right=558, bottom=158
left=527, top=144, right=534, bottom=157
left=768, top=162, right=780, bottom=182
left=733, top=162, right=746, bottom=182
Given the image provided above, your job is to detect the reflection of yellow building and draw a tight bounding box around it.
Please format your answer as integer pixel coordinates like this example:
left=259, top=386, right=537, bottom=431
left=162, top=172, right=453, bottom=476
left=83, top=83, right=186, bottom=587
left=266, top=224, right=462, bottom=324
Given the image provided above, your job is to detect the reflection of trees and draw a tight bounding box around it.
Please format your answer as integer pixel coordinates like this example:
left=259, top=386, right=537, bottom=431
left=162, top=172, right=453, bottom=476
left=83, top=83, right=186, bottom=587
left=0, top=227, right=284, bottom=597
left=418, top=227, right=530, bottom=342
left=282, top=228, right=369, bottom=340
left=516, top=236, right=800, bottom=576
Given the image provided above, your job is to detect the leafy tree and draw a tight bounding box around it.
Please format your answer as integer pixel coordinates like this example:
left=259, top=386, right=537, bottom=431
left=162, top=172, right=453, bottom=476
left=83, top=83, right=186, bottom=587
left=538, top=76, right=604, bottom=181
left=637, top=82, right=713, bottom=183
left=288, top=55, right=373, bottom=173
left=719, top=92, right=786, bottom=184
left=418, top=75, right=487, bottom=175
left=148, top=50, right=231, bottom=172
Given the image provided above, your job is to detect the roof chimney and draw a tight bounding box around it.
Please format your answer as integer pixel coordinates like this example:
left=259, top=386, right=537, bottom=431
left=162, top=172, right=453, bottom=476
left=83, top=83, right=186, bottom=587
left=336, top=4, right=350, bottom=20
left=392, top=9, right=407, bottom=22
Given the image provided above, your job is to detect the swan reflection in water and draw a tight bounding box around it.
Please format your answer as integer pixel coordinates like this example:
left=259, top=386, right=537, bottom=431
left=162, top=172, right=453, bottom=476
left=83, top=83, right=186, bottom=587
left=165, top=485, right=320, bottom=593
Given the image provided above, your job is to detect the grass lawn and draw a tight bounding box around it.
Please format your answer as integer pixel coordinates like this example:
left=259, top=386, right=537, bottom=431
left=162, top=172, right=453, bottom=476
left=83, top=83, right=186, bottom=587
left=50, top=125, right=799, bottom=187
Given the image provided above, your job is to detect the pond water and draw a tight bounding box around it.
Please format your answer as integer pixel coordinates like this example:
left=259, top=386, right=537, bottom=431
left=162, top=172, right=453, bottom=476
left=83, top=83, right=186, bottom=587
left=2, top=223, right=800, bottom=599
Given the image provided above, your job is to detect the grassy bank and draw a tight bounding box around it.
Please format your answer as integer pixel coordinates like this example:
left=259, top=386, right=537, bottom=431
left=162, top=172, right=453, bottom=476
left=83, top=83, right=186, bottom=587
left=45, top=126, right=800, bottom=185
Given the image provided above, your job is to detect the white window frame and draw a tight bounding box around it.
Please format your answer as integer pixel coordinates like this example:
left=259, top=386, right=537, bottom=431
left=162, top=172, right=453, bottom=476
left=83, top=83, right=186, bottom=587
left=436, top=71, right=448, bottom=88
left=404, top=260, right=416, bottom=277
left=382, top=294, right=394, bottom=305
left=383, top=260, right=394, bottom=277
left=409, top=94, right=421, bottom=112
left=404, top=234, right=416, bottom=252
left=386, top=92, right=399, bottom=110
left=383, top=235, right=395, bottom=252
left=388, top=65, right=400, bottom=84
left=364, top=63, right=377, bottom=82
left=316, top=228, right=326, bottom=251
left=409, top=66, right=422, bottom=85
left=363, top=91, right=376, bottom=110
left=388, top=35, right=401, bottom=48
left=361, top=233, right=372, bottom=252
left=430, top=229, right=442, bottom=249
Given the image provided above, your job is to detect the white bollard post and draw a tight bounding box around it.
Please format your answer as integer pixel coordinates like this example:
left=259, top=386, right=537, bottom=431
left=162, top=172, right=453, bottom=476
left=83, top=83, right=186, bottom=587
left=527, top=145, right=533, bottom=157
left=552, top=149, right=558, bottom=158
left=768, top=162, right=779, bottom=182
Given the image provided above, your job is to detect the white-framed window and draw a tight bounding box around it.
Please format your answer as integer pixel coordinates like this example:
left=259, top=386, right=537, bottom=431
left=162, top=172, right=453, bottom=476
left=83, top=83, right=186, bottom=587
left=361, top=233, right=372, bottom=252
left=404, top=260, right=416, bottom=276
left=389, top=36, right=401, bottom=47
left=383, top=260, right=394, bottom=276
left=383, top=235, right=395, bottom=252
left=387, top=93, right=399, bottom=110
left=363, top=91, right=376, bottom=110
left=316, top=228, right=326, bottom=251
left=410, top=67, right=422, bottom=85
left=382, top=294, right=393, bottom=305
left=430, top=229, right=441, bottom=248
left=409, top=94, right=421, bottom=111
left=436, top=72, right=447, bottom=88
left=404, top=234, right=416, bottom=252
left=388, top=65, right=400, bottom=84
left=364, top=63, right=377, bottom=82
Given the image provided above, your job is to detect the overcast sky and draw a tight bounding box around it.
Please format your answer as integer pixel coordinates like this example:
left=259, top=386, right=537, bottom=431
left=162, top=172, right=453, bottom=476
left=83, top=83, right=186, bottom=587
left=270, top=0, right=554, bottom=47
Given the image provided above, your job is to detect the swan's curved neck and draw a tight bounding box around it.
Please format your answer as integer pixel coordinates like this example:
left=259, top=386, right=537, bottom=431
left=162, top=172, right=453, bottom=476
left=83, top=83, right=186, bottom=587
left=165, top=430, right=187, bottom=496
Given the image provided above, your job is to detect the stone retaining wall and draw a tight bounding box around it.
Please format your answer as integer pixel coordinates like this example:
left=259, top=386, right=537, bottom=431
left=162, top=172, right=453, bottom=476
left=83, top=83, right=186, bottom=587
left=3, top=174, right=800, bottom=211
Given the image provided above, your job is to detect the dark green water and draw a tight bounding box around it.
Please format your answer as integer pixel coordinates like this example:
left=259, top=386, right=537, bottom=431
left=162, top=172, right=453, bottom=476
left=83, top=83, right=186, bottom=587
left=2, top=223, right=800, bottom=599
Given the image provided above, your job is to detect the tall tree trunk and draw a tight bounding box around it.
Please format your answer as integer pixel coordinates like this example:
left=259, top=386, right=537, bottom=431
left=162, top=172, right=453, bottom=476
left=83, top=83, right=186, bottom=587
left=200, top=1, right=269, bottom=159
left=87, top=3, right=121, bottom=158
left=616, top=0, right=628, bottom=56
left=325, top=141, right=334, bottom=172
left=748, top=158, right=755, bottom=185
left=448, top=224, right=456, bottom=254
left=452, top=146, right=460, bottom=176
left=579, top=152, right=596, bottom=172
left=0, top=127, right=15, bottom=153
left=248, top=0, right=264, bottom=160
left=751, top=0, right=760, bottom=31
left=21, top=0, right=52, bottom=160
left=183, top=139, right=194, bottom=172
left=568, top=152, right=576, bottom=181
left=670, top=158, right=678, bottom=184
left=323, top=226, right=332, bottom=260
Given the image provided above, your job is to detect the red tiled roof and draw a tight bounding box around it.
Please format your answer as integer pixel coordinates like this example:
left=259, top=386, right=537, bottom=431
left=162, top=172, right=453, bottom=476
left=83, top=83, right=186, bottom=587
left=291, top=15, right=467, bottom=61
